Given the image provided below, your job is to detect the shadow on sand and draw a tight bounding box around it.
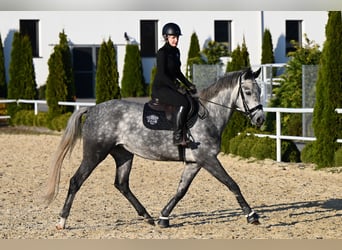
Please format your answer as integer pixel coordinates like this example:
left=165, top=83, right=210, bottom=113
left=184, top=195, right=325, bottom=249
left=168, top=198, right=342, bottom=228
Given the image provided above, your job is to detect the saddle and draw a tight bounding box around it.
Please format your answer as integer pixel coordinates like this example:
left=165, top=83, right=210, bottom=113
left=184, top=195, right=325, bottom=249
left=143, top=94, right=207, bottom=131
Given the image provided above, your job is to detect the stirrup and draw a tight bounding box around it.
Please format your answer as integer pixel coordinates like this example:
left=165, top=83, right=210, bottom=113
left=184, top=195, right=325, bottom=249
left=173, top=139, right=188, bottom=147
left=173, top=136, right=186, bottom=146
left=173, top=133, right=190, bottom=146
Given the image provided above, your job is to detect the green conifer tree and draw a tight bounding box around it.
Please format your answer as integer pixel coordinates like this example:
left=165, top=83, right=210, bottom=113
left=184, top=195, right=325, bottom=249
left=7, top=32, right=37, bottom=114
left=121, top=44, right=145, bottom=97
left=7, top=32, right=22, bottom=107
left=58, top=31, right=75, bottom=105
left=46, top=46, right=67, bottom=115
left=261, top=29, right=275, bottom=65
left=241, top=37, right=250, bottom=68
left=46, top=30, right=75, bottom=116
left=21, top=35, right=37, bottom=102
left=0, top=34, right=7, bottom=98
left=226, top=45, right=243, bottom=72
left=261, top=28, right=276, bottom=82
left=95, top=38, right=120, bottom=104
left=186, top=32, right=201, bottom=80
left=313, top=11, right=342, bottom=168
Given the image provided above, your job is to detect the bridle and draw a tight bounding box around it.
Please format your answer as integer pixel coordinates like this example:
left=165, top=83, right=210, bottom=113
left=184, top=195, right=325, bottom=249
left=236, top=75, right=263, bottom=119
left=199, top=73, right=263, bottom=119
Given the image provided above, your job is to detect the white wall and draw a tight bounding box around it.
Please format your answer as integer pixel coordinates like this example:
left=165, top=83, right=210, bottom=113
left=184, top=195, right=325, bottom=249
left=262, top=11, right=328, bottom=63
left=0, top=11, right=328, bottom=88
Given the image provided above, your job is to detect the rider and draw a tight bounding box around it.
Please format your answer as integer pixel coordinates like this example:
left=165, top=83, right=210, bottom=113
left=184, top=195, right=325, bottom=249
left=151, top=22, right=197, bottom=146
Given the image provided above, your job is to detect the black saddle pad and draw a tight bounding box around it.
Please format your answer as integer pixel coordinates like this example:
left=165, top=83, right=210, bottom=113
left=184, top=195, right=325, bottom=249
left=143, top=103, right=174, bottom=130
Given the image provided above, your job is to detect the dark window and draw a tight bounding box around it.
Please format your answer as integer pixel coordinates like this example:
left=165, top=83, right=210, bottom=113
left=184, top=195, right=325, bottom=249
left=214, top=20, right=232, bottom=53
left=20, top=19, right=39, bottom=57
left=286, top=20, right=302, bottom=54
left=73, top=47, right=93, bottom=71
left=140, top=20, right=157, bottom=57
left=72, top=46, right=99, bottom=98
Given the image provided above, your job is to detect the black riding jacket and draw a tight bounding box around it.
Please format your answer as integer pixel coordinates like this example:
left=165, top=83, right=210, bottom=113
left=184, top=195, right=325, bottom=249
left=152, top=43, right=192, bottom=92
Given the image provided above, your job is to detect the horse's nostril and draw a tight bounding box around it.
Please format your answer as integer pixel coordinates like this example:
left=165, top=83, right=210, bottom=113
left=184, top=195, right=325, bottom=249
left=256, top=116, right=265, bottom=126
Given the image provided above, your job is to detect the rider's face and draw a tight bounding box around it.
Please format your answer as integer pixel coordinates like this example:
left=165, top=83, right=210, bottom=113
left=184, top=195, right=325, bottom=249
left=167, top=35, right=179, bottom=47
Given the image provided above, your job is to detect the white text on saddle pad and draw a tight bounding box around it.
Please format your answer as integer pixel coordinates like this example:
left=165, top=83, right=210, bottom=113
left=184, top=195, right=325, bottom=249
left=146, top=115, right=159, bottom=125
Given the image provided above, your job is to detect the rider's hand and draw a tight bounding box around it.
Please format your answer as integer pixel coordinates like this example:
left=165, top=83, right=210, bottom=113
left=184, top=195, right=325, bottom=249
left=177, top=86, right=187, bottom=95
left=189, top=84, right=197, bottom=95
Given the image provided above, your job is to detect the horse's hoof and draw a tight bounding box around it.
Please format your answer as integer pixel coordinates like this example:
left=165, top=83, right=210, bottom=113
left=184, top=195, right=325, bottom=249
left=145, top=217, right=155, bottom=226
left=251, top=220, right=261, bottom=225
left=56, top=223, right=65, bottom=230
left=158, top=217, right=170, bottom=228
left=56, top=217, right=66, bottom=230
left=246, top=211, right=260, bottom=225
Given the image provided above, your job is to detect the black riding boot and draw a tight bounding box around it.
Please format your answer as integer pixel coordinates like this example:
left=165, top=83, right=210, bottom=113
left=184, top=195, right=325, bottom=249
left=173, top=106, right=188, bottom=146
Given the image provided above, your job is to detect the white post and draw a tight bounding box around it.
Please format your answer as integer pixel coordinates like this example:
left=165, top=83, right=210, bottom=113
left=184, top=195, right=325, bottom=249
left=276, top=111, right=281, bottom=162
left=34, top=101, right=38, bottom=115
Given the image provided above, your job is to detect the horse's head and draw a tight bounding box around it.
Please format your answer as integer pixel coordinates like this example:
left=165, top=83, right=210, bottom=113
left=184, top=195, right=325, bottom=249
left=235, top=68, right=265, bottom=127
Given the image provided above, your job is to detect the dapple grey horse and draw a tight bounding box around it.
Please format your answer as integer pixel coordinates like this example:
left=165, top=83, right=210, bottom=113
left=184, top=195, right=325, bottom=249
left=44, top=67, right=265, bottom=229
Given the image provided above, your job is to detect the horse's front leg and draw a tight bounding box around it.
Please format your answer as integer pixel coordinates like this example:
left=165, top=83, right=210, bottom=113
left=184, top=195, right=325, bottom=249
left=158, top=163, right=201, bottom=228
left=202, top=156, right=260, bottom=225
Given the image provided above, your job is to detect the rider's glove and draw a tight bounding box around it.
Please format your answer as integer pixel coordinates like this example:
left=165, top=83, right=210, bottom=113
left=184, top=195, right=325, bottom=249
left=188, top=84, right=197, bottom=95
left=177, top=86, right=187, bottom=95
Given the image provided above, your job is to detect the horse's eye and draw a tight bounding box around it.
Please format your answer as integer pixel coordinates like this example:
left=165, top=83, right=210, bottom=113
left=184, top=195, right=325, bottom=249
left=245, top=90, right=252, bottom=96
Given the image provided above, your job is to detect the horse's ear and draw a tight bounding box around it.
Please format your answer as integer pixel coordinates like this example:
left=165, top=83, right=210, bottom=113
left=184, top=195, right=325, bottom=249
left=242, top=67, right=252, bottom=79
left=253, top=67, right=261, bottom=78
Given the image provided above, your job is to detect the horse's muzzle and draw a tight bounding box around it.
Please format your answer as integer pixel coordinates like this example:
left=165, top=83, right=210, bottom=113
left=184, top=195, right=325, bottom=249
left=250, top=109, right=265, bottom=127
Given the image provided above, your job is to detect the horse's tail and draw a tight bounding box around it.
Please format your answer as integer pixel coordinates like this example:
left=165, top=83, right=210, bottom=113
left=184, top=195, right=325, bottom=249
left=43, top=107, right=88, bottom=205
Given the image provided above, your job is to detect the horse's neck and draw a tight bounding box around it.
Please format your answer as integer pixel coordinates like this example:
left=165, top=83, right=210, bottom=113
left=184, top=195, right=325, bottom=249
left=205, top=88, right=236, bottom=133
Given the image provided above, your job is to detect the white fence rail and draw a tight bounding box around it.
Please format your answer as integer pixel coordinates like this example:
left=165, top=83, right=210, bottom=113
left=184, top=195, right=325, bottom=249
left=57, top=101, right=96, bottom=110
left=262, top=107, right=342, bottom=162
left=17, top=99, right=48, bottom=115
left=1, top=99, right=341, bottom=162
left=0, top=99, right=96, bottom=118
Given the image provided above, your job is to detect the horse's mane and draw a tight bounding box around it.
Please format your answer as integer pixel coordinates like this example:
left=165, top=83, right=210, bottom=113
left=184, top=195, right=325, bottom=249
left=199, top=69, right=247, bottom=102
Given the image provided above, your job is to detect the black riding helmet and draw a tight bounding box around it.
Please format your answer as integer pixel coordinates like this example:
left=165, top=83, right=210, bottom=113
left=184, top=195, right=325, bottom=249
left=162, top=23, right=182, bottom=38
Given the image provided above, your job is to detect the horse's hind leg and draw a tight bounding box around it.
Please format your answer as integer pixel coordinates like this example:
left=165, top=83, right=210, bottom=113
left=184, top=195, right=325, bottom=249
left=158, top=163, right=201, bottom=228
left=111, top=146, right=154, bottom=225
left=57, top=155, right=106, bottom=230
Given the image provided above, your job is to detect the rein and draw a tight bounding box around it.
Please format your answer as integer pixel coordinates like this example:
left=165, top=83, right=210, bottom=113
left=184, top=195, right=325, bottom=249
left=198, top=98, right=234, bottom=110
left=199, top=97, right=249, bottom=116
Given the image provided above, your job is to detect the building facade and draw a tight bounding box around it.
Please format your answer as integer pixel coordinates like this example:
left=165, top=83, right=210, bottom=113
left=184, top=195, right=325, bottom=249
left=0, top=11, right=328, bottom=98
